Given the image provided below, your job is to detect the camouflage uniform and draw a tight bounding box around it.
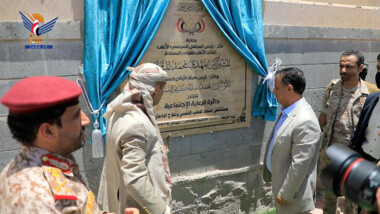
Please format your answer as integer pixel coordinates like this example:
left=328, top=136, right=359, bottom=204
left=0, top=146, right=102, bottom=214
left=319, top=79, right=372, bottom=214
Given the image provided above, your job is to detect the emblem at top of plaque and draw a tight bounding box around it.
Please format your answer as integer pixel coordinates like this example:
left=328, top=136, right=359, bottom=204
left=176, top=2, right=206, bottom=35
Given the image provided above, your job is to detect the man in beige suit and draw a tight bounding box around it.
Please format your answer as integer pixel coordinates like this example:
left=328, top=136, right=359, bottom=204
left=98, top=63, right=171, bottom=214
left=263, top=67, right=321, bottom=214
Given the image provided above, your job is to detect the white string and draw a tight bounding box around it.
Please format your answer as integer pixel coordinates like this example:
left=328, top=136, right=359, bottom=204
left=77, top=79, right=106, bottom=115
left=77, top=78, right=105, bottom=158
left=263, top=57, right=282, bottom=92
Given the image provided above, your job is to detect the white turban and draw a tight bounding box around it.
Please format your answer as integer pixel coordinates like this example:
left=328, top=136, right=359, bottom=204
left=125, top=63, right=167, bottom=127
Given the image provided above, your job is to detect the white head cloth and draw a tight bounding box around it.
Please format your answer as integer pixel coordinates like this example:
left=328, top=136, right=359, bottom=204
left=125, top=63, right=167, bottom=127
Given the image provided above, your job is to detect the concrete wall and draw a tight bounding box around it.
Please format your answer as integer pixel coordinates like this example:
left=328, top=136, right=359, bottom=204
left=168, top=25, right=380, bottom=212
left=0, top=1, right=380, bottom=213
left=0, top=0, right=83, bottom=21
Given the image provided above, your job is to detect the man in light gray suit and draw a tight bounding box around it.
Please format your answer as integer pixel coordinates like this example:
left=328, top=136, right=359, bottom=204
left=263, top=67, right=321, bottom=214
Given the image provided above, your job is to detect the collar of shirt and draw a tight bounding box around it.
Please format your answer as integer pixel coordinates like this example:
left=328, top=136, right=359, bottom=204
left=280, top=98, right=302, bottom=117
left=21, top=145, right=76, bottom=176
left=331, top=79, right=369, bottom=96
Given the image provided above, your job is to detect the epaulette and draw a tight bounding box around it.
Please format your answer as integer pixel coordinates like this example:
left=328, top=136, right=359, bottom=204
left=42, top=165, right=78, bottom=201
left=42, top=154, right=77, bottom=201
left=42, top=154, right=96, bottom=213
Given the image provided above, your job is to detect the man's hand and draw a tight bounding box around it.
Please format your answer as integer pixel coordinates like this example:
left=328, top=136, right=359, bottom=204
left=276, top=194, right=288, bottom=205
left=125, top=208, right=140, bottom=214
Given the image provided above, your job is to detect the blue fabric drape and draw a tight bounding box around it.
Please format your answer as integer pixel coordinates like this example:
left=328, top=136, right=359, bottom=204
left=84, top=0, right=170, bottom=133
left=201, top=0, right=277, bottom=121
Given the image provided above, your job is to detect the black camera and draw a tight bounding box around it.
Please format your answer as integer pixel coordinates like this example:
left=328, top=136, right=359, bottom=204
left=321, top=144, right=380, bottom=212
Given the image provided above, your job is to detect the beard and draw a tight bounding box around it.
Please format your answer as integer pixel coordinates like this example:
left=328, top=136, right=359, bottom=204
left=75, top=130, right=85, bottom=151
left=340, top=73, right=350, bottom=81
left=59, top=130, right=85, bottom=155
left=77, top=131, right=85, bottom=149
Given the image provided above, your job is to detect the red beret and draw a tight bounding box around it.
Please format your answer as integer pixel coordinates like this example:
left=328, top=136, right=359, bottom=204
left=0, top=76, right=82, bottom=114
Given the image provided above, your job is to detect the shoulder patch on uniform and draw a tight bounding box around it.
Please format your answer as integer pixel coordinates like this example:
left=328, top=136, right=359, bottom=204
left=43, top=166, right=78, bottom=201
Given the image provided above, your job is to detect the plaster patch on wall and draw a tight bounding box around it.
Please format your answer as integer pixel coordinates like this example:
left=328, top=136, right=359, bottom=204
left=172, top=179, right=274, bottom=213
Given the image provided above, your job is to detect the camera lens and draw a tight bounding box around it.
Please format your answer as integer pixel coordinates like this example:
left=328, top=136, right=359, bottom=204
left=321, top=144, right=380, bottom=211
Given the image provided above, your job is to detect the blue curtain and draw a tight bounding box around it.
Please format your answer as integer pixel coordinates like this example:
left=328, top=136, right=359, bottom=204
left=201, top=0, right=277, bottom=121
left=84, top=0, right=170, bottom=133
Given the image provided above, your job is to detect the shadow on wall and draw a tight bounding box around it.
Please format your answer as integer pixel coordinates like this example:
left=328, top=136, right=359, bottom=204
left=80, top=123, right=105, bottom=195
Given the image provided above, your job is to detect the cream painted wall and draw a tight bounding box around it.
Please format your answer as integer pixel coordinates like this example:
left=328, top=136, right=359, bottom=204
left=1, top=0, right=379, bottom=30
left=303, top=0, right=380, bottom=7
left=263, top=0, right=380, bottom=29
left=0, top=0, right=83, bottom=21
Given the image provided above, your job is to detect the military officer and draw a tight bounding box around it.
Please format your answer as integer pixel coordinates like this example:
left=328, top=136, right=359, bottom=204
left=0, top=76, right=139, bottom=214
